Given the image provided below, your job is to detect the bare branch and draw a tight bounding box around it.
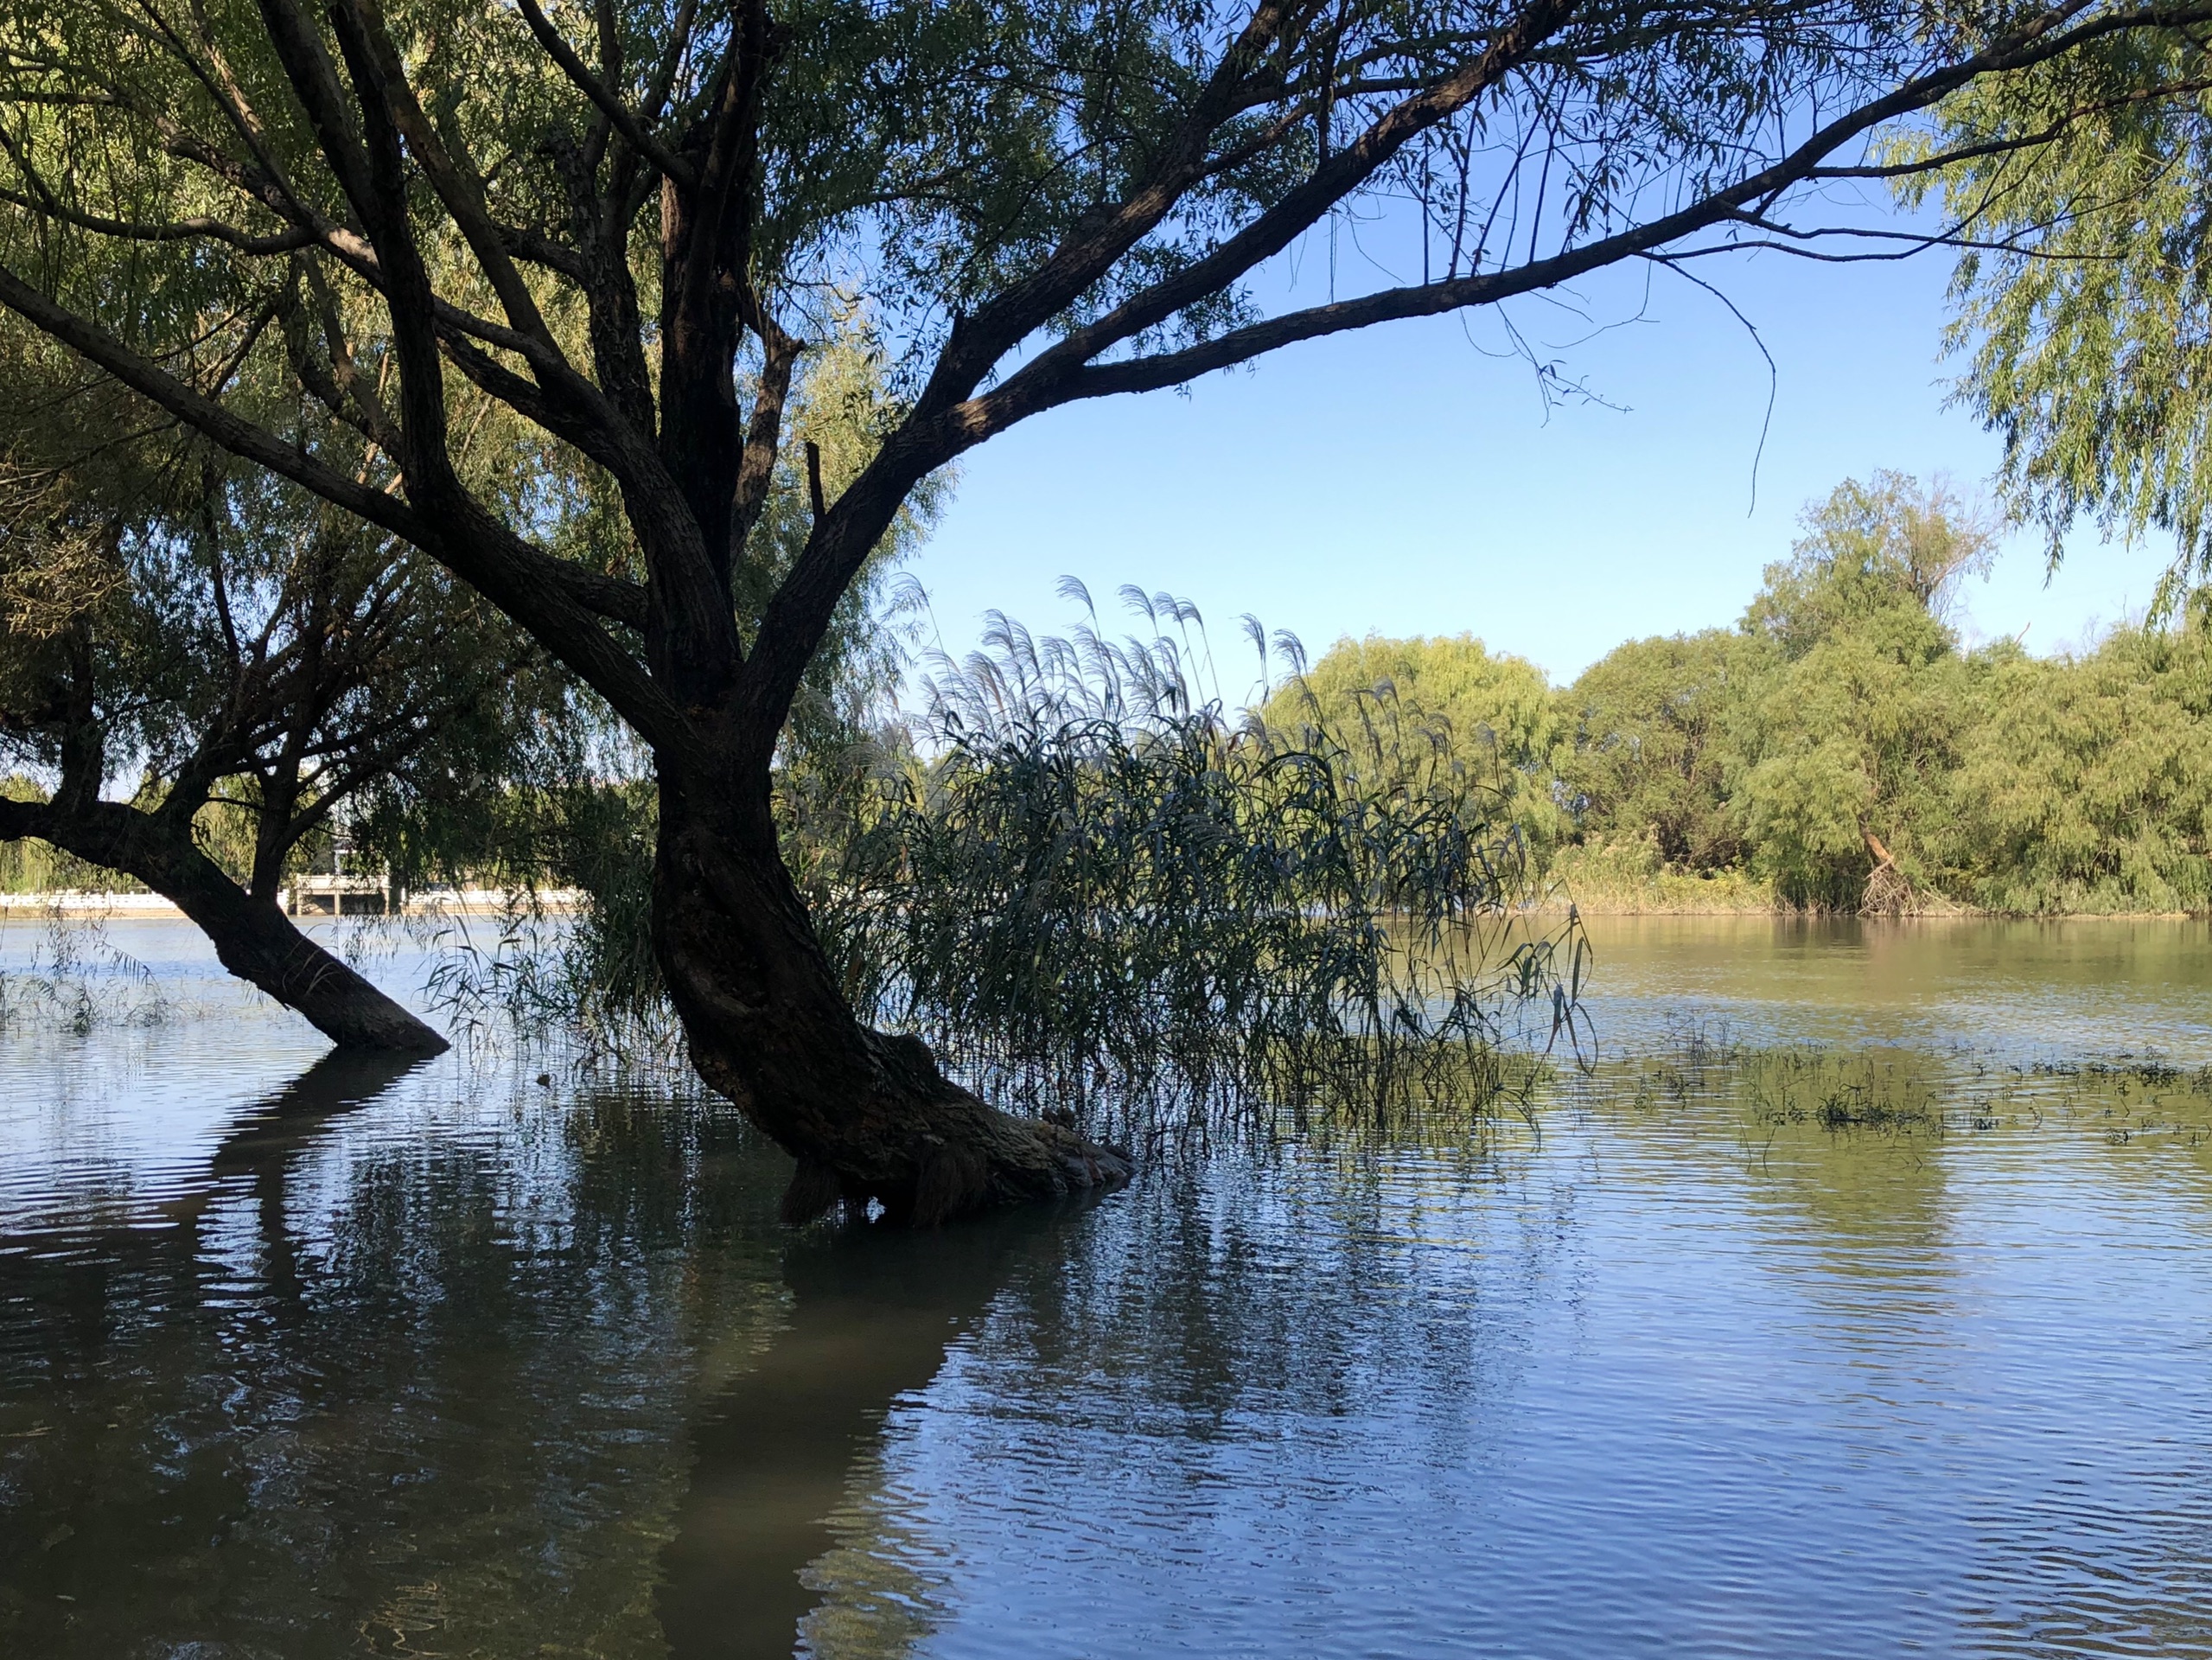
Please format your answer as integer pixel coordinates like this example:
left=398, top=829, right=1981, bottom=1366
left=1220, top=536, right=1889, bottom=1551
left=996, top=0, right=2212, bottom=418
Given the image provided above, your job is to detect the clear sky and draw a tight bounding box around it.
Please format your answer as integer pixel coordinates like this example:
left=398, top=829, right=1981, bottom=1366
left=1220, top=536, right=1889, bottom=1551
left=902, top=235, right=2176, bottom=697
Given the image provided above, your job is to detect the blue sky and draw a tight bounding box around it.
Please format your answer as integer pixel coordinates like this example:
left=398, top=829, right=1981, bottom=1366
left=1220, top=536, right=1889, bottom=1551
left=902, top=237, right=2175, bottom=697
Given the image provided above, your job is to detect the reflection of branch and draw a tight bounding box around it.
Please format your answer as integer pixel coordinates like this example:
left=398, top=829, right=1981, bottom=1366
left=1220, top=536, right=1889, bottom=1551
left=155, top=1048, right=428, bottom=1232
left=208, top=1048, right=427, bottom=1172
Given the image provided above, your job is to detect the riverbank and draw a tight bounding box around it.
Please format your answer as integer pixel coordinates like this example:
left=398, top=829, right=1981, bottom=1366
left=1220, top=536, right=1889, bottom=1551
left=12, top=888, right=2196, bottom=924
left=1543, top=843, right=2209, bottom=918
left=1549, top=889, right=2208, bottom=919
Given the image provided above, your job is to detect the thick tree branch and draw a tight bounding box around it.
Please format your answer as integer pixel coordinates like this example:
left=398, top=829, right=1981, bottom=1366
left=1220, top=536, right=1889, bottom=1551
left=0, top=265, right=673, bottom=739
left=745, top=0, right=2212, bottom=748
left=1, top=789, right=446, bottom=1048
left=0, top=178, right=311, bottom=255
left=0, top=793, right=52, bottom=844
left=499, top=220, right=590, bottom=279
left=998, top=0, right=2212, bottom=416
left=514, top=0, right=696, bottom=187
left=913, top=0, right=1310, bottom=412
left=998, top=0, right=1576, bottom=396
left=316, top=0, right=696, bottom=729
left=731, top=312, right=801, bottom=559
left=342, top=0, right=640, bottom=472
left=251, top=0, right=381, bottom=228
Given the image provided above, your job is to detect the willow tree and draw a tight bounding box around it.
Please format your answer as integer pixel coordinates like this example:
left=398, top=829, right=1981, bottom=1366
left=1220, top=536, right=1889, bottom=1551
left=1902, top=34, right=2212, bottom=603
left=1261, top=634, right=1569, bottom=848
left=1560, top=629, right=1759, bottom=872
left=1732, top=475, right=1993, bottom=910
left=0, top=0, right=2203, bottom=1222
left=1953, top=609, right=2212, bottom=912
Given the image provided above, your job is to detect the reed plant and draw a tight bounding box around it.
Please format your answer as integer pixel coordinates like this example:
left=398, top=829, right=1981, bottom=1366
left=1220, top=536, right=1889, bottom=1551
left=798, top=584, right=1588, bottom=1135
left=0, top=904, right=169, bottom=1031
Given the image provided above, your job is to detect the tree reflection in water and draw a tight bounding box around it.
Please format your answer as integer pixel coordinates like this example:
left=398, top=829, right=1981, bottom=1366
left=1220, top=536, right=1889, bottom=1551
left=0, top=1054, right=800, bottom=1656
left=660, top=1202, right=1087, bottom=1659
left=3, top=984, right=2212, bottom=1657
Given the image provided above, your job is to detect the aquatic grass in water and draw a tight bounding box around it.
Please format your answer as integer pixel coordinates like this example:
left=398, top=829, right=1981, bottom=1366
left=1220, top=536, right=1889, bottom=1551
left=1584, top=1018, right=2212, bottom=1151
left=0, top=904, right=170, bottom=1032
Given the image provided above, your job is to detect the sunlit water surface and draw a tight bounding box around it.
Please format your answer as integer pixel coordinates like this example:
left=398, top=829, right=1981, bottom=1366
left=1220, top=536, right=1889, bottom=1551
left=2, top=914, right=2210, bottom=1657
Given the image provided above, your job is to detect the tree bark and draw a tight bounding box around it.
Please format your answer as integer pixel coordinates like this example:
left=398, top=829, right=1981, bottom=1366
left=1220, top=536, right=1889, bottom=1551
left=651, top=758, right=1128, bottom=1225
left=0, top=798, right=447, bottom=1053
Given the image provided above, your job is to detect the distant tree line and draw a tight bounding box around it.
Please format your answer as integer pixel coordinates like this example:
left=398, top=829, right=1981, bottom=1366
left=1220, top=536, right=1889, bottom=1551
left=1278, top=474, right=2212, bottom=916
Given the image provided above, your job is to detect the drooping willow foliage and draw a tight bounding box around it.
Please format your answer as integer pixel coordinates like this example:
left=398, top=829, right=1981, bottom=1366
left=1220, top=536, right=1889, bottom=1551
left=788, top=584, right=1590, bottom=1129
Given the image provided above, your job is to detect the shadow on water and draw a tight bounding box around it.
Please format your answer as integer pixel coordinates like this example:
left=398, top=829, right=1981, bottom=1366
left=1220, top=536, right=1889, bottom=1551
left=659, top=1196, right=1100, bottom=1660
left=158, top=1046, right=432, bottom=1235
left=0, top=1051, right=794, bottom=1657
left=0, top=1036, right=1077, bottom=1660
left=0, top=1049, right=430, bottom=1643
left=0, top=1047, right=428, bottom=1262
left=201, top=1047, right=430, bottom=1179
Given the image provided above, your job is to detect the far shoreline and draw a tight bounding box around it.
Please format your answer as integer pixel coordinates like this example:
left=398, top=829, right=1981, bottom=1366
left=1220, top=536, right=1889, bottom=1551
left=0, top=888, right=583, bottom=920
left=7, top=890, right=2200, bottom=925
left=1544, top=897, right=2209, bottom=922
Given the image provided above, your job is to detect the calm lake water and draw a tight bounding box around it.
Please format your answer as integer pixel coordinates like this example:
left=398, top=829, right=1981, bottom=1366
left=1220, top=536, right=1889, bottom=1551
left=2, top=914, right=2210, bottom=1657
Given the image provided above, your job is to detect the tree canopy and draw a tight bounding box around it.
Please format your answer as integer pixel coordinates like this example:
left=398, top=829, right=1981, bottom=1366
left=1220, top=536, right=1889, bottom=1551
left=1260, top=632, right=1565, bottom=839
left=1, top=0, right=2205, bottom=772
left=0, top=316, right=542, bottom=1045
left=1903, top=35, right=2212, bottom=603
left=1557, top=628, right=1754, bottom=872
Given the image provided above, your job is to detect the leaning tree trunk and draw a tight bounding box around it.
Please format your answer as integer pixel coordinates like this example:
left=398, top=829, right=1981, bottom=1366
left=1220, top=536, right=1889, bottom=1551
left=652, top=763, right=1129, bottom=1226
left=1860, top=826, right=1916, bottom=917
left=0, top=799, right=447, bottom=1053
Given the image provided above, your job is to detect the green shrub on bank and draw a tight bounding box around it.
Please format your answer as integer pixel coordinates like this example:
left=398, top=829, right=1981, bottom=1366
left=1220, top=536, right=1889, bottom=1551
left=1953, top=618, right=2212, bottom=914
left=1326, top=475, right=2212, bottom=916
left=1546, top=837, right=1777, bottom=914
